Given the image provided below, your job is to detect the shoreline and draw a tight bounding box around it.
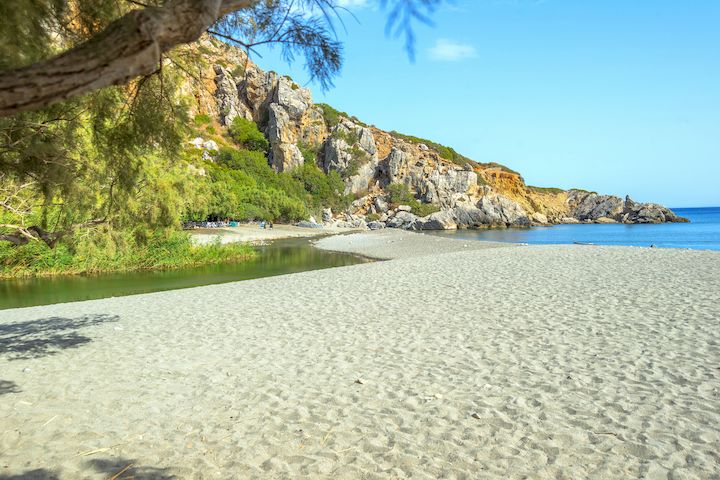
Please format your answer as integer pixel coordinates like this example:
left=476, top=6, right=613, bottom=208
left=190, top=223, right=363, bottom=245
left=1, top=231, right=719, bottom=478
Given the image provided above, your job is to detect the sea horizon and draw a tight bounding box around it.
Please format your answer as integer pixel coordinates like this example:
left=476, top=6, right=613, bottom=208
left=429, top=206, right=720, bottom=251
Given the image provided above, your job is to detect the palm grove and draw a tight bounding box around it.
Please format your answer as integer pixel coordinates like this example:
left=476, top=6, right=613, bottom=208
left=0, top=0, right=441, bottom=277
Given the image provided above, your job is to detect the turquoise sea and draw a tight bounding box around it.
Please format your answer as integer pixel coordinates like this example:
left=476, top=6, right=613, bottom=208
left=429, top=207, right=720, bottom=251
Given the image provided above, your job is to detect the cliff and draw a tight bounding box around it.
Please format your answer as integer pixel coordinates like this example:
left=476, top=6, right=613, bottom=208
left=187, top=37, right=687, bottom=229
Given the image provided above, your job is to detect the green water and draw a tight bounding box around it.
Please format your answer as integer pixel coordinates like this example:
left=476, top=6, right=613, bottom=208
left=0, top=238, right=369, bottom=310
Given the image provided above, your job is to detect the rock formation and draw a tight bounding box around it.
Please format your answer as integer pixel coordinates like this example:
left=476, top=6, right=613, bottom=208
left=190, top=36, right=688, bottom=230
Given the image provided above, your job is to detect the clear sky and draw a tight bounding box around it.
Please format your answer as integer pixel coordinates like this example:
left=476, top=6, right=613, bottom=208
left=251, top=0, right=720, bottom=207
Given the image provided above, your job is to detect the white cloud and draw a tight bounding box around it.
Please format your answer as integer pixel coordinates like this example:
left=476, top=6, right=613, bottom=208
left=428, top=39, right=478, bottom=61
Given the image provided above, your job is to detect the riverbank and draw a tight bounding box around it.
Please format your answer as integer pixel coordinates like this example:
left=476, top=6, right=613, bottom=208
left=1, top=231, right=719, bottom=478
left=0, top=231, right=256, bottom=280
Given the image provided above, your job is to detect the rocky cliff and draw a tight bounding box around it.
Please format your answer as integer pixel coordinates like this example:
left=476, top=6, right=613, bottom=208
left=188, top=37, right=688, bottom=230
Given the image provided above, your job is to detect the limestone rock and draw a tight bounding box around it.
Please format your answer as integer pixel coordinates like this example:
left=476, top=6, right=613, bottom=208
left=322, top=208, right=333, bottom=223
left=416, top=210, right=457, bottom=230
left=367, top=221, right=386, bottom=230
left=419, top=168, right=477, bottom=207
left=213, top=65, right=251, bottom=125
left=374, top=196, right=389, bottom=213
left=531, top=212, right=549, bottom=225
left=386, top=211, right=419, bottom=229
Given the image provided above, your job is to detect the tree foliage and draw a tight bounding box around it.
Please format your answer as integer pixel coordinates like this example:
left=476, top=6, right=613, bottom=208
left=229, top=117, right=270, bottom=152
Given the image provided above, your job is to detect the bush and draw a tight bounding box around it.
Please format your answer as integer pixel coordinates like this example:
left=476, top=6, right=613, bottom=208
left=0, top=230, right=255, bottom=278
left=194, top=113, right=212, bottom=126
left=317, top=103, right=344, bottom=128
left=389, top=130, right=476, bottom=168
left=387, top=183, right=416, bottom=205
left=231, top=65, right=245, bottom=78
left=297, top=141, right=319, bottom=164
left=229, top=117, right=269, bottom=152
left=205, top=147, right=350, bottom=223
left=528, top=186, right=565, bottom=195
left=387, top=183, right=439, bottom=218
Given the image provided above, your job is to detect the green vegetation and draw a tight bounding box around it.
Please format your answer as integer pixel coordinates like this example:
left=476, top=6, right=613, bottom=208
left=0, top=230, right=255, bottom=279
left=317, top=103, right=368, bottom=129
left=317, top=103, right=345, bottom=128
left=387, top=183, right=440, bottom=218
left=478, top=162, right=522, bottom=177
left=194, top=113, right=212, bottom=126
left=298, top=141, right=320, bottom=164
left=197, top=145, right=350, bottom=223
left=231, top=65, right=246, bottom=78
left=366, top=213, right=381, bottom=222
left=528, top=186, right=565, bottom=195
left=389, top=131, right=476, bottom=168
left=229, top=117, right=270, bottom=152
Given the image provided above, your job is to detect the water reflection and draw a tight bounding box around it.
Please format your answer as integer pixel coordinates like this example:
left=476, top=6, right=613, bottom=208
left=0, top=238, right=369, bottom=310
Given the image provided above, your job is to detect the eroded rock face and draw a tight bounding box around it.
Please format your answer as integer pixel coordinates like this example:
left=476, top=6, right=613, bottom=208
left=418, top=168, right=478, bottom=208
left=201, top=36, right=686, bottom=227
left=213, top=65, right=252, bottom=126
left=322, top=121, right=378, bottom=194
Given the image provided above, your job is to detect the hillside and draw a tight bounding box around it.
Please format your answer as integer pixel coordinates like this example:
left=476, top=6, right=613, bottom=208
left=184, top=36, right=687, bottom=229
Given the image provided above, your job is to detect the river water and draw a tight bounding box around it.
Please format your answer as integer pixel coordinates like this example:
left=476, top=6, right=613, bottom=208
left=0, top=237, right=368, bottom=310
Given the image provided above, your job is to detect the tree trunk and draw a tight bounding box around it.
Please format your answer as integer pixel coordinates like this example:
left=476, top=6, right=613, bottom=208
left=0, top=0, right=258, bottom=117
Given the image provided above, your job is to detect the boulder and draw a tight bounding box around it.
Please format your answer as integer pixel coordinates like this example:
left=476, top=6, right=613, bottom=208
left=374, top=196, right=389, bottom=213
left=297, top=220, right=323, bottom=229
left=367, top=221, right=386, bottom=230
left=416, top=210, right=457, bottom=230
left=397, top=205, right=412, bottom=212
left=384, top=148, right=408, bottom=183
left=386, top=211, right=419, bottom=229
left=322, top=208, right=333, bottom=223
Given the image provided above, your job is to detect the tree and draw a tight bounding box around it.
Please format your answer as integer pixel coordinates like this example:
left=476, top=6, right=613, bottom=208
left=0, top=0, right=443, bottom=116
left=0, top=0, right=442, bottom=249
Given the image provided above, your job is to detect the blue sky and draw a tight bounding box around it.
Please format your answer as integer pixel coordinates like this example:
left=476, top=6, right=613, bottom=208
left=250, top=0, right=719, bottom=207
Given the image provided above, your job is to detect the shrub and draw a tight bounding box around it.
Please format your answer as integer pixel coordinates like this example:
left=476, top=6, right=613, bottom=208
left=387, top=183, right=416, bottom=205
left=389, top=130, right=476, bottom=168
left=231, top=65, right=245, bottom=78
left=229, top=117, right=269, bottom=152
left=528, top=186, right=565, bottom=195
left=386, top=183, right=439, bottom=217
left=297, top=141, right=319, bottom=164
left=194, top=113, right=211, bottom=126
left=317, top=103, right=347, bottom=128
left=366, top=213, right=381, bottom=222
left=0, top=230, right=255, bottom=278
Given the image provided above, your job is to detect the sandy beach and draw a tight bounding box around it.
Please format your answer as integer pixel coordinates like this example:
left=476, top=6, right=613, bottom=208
left=1, top=230, right=719, bottom=479
left=190, top=224, right=362, bottom=245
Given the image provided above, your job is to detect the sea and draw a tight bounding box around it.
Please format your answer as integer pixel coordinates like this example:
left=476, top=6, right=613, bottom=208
left=428, top=207, right=720, bottom=251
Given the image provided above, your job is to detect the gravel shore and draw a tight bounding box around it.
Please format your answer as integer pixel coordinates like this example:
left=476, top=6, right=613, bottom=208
left=1, top=230, right=719, bottom=479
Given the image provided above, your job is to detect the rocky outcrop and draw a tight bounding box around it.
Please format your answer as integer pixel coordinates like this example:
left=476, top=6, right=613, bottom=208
left=191, top=36, right=687, bottom=230
left=568, top=191, right=689, bottom=224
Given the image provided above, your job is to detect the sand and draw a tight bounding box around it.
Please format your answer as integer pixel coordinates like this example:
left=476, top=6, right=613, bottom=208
left=190, top=223, right=362, bottom=245
left=1, top=230, right=719, bottom=479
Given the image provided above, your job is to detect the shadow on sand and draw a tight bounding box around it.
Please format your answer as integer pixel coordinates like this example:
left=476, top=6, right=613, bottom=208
left=0, top=457, right=175, bottom=480
left=0, top=379, right=20, bottom=395
left=0, top=314, right=119, bottom=361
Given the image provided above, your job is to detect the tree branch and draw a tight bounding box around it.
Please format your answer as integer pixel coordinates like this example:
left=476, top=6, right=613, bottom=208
left=0, top=0, right=259, bottom=117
